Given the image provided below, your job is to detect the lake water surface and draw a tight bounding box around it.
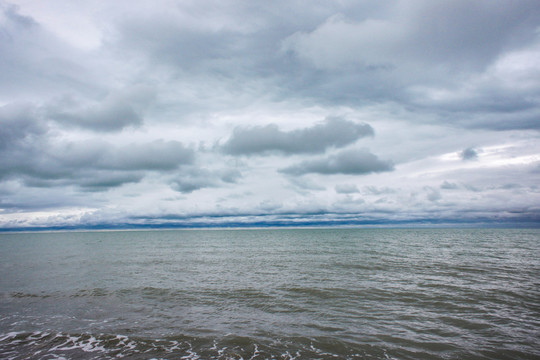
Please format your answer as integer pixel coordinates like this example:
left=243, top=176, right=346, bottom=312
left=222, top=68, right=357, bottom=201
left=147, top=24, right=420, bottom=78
left=1, top=228, right=539, bottom=359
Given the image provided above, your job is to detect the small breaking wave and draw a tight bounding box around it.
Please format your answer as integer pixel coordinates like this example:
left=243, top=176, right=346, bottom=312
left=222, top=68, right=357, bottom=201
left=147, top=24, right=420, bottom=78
left=0, top=331, right=393, bottom=360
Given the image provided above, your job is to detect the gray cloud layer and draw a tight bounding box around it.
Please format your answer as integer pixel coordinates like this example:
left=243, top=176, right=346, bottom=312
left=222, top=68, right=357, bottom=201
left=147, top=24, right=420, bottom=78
left=335, top=184, right=359, bottom=194
left=3, top=1, right=540, bottom=132
left=0, top=103, right=193, bottom=192
left=48, top=97, right=142, bottom=132
left=222, top=117, right=374, bottom=155
left=171, top=168, right=242, bottom=193
left=281, top=149, right=394, bottom=176
left=1, top=1, right=539, bottom=228
left=0, top=102, right=46, bottom=150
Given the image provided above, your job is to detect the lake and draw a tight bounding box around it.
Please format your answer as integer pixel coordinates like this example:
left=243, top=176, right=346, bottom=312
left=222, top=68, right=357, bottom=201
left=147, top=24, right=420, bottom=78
left=1, top=228, right=539, bottom=359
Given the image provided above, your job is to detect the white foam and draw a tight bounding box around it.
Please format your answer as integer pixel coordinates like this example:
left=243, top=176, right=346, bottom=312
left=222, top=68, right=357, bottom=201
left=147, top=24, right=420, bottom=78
left=47, top=355, right=68, bottom=360
left=248, top=343, right=260, bottom=360
left=218, top=346, right=227, bottom=356
left=281, top=350, right=302, bottom=360
left=116, top=334, right=137, bottom=351
left=0, top=332, right=20, bottom=342
left=50, top=334, right=107, bottom=354
left=167, top=340, right=181, bottom=352
left=180, top=343, right=200, bottom=360
left=80, top=335, right=107, bottom=353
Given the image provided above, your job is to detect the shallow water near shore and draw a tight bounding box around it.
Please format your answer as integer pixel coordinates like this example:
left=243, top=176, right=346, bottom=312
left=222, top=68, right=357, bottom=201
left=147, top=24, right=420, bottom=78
left=1, top=228, right=539, bottom=359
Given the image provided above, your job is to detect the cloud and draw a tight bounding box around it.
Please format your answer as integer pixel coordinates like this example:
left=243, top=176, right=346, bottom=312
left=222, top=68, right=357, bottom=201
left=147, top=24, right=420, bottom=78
left=220, top=168, right=242, bottom=183
left=1, top=1, right=540, bottom=228
left=280, top=149, right=394, bottom=176
left=222, top=117, right=374, bottom=155
left=335, top=184, right=359, bottom=194
left=363, top=186, right=396, bottom=195
left=0, top=102, right=46, bottom=150
left=49, top=98, right=142, bottom=132
left=283, top=2, right=540, bottom=71
left=408, top=40, right=540, bottom=131
left=46, top=86, right=155, bottom=132
left=171, top=177, right=206, bottom=193
left=2, top=137, right=193, bottom=181
left=171, top=167, right=242, bottom=193
left=0, top=4, right=103, bottom=102
left=118, top=16, right=237, bottom=71
left=460, top=147, right=479, bottom=161
left=287, top=177, right=326, bottom=192
left=277, top=1, right=540, bottom=129
left=0, top=103, right=194, bottom=190
left=98, top=140, right=194, bottom=171
left=424, top=186, right=442, bottom=202
left=440, top=181, right=459, bottom=190
left=19, top=171, right=144, bottom=192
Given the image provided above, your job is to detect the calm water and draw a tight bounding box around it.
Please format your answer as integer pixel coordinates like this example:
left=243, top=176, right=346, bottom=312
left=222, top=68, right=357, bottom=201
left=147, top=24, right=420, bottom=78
left=0, top=228, right=539, bottom=359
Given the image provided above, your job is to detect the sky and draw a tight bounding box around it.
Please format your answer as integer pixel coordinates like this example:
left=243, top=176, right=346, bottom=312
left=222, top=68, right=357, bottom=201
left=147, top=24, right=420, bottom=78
left=1, top=0, right=540, bottom=229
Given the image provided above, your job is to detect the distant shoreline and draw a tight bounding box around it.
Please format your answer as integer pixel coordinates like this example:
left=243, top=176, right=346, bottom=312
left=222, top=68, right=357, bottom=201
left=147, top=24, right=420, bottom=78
left=1, top=222, right=539, bottom=233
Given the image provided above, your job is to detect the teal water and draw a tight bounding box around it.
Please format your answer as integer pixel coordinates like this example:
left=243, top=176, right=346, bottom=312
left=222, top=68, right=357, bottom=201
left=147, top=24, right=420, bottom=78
left=0, top=228, right=539, bottom=359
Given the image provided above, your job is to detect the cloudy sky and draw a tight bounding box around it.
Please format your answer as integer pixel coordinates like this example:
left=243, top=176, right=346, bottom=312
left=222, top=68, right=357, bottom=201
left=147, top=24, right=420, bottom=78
left=1, top=0, right=540, bottom=229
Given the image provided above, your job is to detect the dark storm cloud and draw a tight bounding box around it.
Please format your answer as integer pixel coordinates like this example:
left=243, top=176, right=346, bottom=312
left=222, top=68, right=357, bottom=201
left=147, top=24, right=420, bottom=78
left=222, top=117, right=374, bottom=155
left=280, top=149, right=394, bottom=176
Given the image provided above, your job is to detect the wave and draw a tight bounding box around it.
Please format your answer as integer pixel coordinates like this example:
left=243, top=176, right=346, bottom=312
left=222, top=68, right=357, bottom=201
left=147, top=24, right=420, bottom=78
left=0, top=331, right=394, bottom=360
left=1, top=329, right=537, bottom=360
